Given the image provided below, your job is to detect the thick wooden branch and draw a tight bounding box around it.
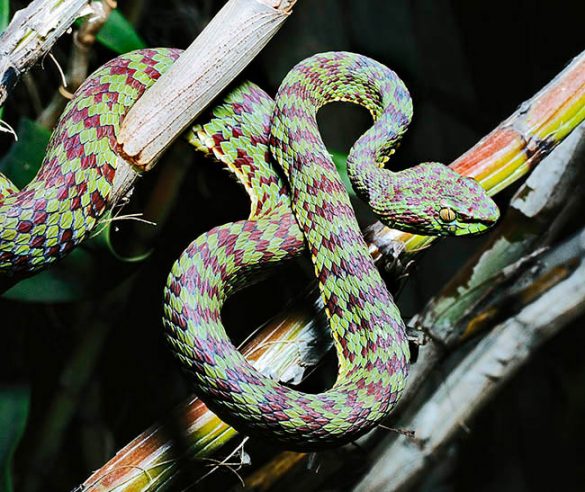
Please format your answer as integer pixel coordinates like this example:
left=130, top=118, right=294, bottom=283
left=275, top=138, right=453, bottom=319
left=77, top=55, right=585, bottom=489
left=349, top=120, right=585, bottom=492
left=0, top=0, right=297, bottom=196
left=118, top=0, right=296, bottom=168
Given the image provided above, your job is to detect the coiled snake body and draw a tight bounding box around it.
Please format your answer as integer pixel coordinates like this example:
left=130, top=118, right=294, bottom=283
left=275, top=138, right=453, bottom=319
left=0, top=49, right=499, bottom=448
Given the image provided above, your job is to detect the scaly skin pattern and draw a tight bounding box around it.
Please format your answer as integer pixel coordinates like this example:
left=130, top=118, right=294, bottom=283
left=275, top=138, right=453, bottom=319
left=0, top=48, right=181, bottom=274
left=164, top=52, right=499, bottom=448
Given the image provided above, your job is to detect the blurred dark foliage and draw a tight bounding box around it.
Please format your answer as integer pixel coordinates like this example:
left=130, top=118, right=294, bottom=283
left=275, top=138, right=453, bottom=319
left=0, top=0, right=583, bottom=490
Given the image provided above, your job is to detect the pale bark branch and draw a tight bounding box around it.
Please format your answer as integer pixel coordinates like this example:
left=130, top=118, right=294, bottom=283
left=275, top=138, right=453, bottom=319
left=36, top=0, right=114, bottom=128
left=0, top=0, right=97, bottom=106
left=0, top=0, right=298, bottom=296
left=118, top=0, right=296, bottom=168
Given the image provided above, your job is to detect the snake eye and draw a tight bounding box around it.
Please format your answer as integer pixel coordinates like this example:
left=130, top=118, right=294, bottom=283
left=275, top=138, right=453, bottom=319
left=439, top=207, right=457, bottom=223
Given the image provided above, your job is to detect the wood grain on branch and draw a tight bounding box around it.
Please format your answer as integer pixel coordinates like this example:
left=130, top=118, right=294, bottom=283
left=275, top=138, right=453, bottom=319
left=387, top=124, right=585, bottom=420
left=80, top=300, right=329, bottom=490
left=0, top=0, right=298, bottom=297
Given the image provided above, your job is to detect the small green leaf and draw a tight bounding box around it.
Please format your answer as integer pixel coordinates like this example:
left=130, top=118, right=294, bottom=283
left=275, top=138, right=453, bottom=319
left=0, top=386, right=30, bottom=492
left=331, top=150, right=356, bottom=198
left=96, top=10, right=146, bottom=54
left=0, top=0, right=9, bottom=32
left=0, top=118, right=50, bottom=189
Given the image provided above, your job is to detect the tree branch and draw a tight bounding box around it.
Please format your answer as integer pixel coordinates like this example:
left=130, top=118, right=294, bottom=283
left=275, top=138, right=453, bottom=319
left=118, top=0, right=296, bottom=168
left=0, top=0, right=97, bottom=106
left=80, top=298, right=329, bottom=490
left=36, top=0, right=115, bottom=128
left=0, top=0, right=298, bottom=295
left=399, top=124, right=585, bottom=413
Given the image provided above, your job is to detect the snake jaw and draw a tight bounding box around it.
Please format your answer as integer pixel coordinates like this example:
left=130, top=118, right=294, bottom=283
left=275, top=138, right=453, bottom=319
left=451, top=193, right=500, bottom=236
left=452, top=220, right=495, bottom=236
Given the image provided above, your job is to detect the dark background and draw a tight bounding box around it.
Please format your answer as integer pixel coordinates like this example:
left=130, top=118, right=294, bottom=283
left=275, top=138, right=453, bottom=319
left=1, top=0, right=584, bottom=490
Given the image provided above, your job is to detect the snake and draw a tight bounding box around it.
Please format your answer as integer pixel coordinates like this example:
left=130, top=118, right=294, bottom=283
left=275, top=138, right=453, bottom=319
left=163, top=52, right=499, bottom=448
left=0, top=48, right=499, bottom=448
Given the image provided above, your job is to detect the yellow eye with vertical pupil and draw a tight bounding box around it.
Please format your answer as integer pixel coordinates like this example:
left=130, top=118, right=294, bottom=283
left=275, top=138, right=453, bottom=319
left=439, top=207, right=457, bottom=223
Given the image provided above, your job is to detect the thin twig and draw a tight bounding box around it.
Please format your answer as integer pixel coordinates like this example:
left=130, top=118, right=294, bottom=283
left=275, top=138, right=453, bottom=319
left=37, top=0, right=115, bottom=128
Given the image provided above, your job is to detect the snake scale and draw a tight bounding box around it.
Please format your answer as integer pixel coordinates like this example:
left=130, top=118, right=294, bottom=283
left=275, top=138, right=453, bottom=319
left=0, top=48, right=499, bottom=448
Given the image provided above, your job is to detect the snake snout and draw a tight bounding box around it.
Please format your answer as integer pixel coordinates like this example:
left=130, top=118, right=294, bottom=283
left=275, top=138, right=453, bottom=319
left=456, top=203, right=500, bottom=236
left=477, top=197, right=500, bottom=227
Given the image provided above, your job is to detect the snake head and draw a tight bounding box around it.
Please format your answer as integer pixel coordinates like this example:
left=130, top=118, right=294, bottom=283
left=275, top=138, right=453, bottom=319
left=371, top=162, right=500, bottom=236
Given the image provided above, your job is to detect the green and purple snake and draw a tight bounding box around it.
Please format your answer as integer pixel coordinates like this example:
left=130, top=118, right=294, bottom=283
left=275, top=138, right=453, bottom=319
left=0, top=48, right=499, bottom=448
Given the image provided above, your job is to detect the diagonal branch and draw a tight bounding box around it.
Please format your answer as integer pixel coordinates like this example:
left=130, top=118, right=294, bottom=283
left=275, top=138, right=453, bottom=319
left=78, top=51, right=585, bottom=490
left=118, top=0, right=296, bottom=168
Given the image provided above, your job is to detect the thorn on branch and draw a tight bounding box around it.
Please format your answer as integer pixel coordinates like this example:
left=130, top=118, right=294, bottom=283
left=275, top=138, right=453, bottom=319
left=377, top=424, right=416, bottom=440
